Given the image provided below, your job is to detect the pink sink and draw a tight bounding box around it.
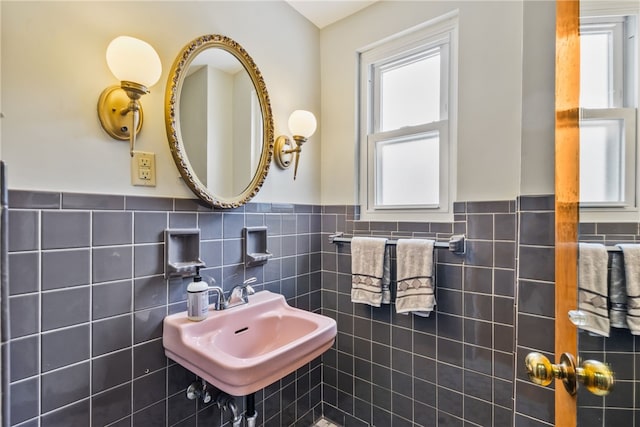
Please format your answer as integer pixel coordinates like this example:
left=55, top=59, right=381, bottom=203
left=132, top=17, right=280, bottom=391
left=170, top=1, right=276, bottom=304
left=163, top=290, right=337, bottom=396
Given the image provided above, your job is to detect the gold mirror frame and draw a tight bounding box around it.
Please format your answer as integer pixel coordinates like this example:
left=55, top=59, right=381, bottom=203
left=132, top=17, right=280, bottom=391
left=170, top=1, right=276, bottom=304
left=165, top=34, right=274, bottom=209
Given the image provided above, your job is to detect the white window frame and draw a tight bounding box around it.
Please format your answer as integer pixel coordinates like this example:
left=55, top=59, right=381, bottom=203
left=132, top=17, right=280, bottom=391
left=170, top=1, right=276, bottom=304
left=579, top=5, right=639, bottom=221
left=357, top=12, right=458, bottom=222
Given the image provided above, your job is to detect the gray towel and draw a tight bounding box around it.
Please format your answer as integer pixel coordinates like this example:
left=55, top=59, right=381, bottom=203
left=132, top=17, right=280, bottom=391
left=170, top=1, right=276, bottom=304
left=351, top=237, right=391, bottom=307
left=616, top=244, right=640, bottom=334
left=395, top=239, right=435, bottom=316
left=578, top=243, right=610, bottom=337
left=609, top=251, right=628, bottom=329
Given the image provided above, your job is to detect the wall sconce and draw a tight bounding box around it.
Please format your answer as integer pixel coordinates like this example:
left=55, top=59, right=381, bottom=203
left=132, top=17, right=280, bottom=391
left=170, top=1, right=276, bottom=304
left=274, top=110, right=317, bottom=180
left=97, top=36, right=162, bottom=156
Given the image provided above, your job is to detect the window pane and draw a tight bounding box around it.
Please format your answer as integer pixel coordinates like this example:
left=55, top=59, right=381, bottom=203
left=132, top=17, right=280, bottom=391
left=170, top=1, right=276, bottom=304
left=580, top=119, right=624, bottom=203
left=380, top=51, right=440, bottom=131
left=377, top=133, right=439, bottom=206
left=580, top=32, right=611, bottom=108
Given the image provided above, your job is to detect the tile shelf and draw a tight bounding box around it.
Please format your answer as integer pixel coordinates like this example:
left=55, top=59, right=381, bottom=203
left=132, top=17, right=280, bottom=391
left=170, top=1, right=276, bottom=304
left=243, top=226, right=272, bottom=266
left=164, top=228, right=205, bottom=278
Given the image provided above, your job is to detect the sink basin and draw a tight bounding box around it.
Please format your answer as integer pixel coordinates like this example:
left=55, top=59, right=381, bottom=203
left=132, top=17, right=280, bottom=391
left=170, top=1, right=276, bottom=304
left=163, top=290, right=337, bottom=396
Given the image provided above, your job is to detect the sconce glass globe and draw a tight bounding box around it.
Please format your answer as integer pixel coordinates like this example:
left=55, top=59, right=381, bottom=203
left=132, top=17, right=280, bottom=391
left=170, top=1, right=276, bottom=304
left=288, top=110, right=317, bottom=139
left=106, top=36, right=162, bottom=88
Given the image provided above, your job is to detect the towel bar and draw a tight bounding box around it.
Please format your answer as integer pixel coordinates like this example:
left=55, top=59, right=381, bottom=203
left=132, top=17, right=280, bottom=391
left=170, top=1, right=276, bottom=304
left=577, top=245, right=623, bottom=252
left=329, top=233, right=466, bottom=255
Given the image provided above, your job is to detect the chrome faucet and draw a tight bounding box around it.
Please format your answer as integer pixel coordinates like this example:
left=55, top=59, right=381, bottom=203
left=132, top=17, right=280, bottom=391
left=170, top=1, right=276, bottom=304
left=226, top=277, right=257, bottom=309
left=208, top=277, right=257, bottom=310
left=208, top=286, right=226, bottom=311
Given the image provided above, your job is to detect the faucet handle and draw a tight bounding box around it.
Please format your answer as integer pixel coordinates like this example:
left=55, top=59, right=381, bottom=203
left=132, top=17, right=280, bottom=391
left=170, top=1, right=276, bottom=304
left=243, top=277, right=256, bottom=297
left=227, top=279, right=257, bottom=308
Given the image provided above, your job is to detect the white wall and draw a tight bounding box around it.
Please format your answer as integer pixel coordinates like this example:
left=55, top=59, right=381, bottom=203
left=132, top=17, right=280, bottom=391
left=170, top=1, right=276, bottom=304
left=320, top=1, right=556, bottom=205
left=1, top=1, right=559, bottom=207
left=1, top=1, right=321, bottom=204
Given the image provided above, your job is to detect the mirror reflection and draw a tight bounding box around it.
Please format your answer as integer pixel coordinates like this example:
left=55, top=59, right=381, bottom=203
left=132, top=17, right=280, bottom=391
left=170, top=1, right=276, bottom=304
left=578, top=5, right=638, bottom=212
left=577, top=2, right=639, bottom=423
left=165, top=34, right=274, bottom=209
left=180, top=49, right=263, bottom=198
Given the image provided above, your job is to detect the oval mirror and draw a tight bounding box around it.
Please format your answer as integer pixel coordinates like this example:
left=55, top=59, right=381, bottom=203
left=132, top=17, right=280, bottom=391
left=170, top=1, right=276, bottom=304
left=165, top=35, right=274, bottom=208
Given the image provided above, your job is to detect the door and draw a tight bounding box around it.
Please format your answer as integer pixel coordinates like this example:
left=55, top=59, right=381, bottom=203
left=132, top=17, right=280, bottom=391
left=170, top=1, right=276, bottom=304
left=555, top=0, right=580, bottom=425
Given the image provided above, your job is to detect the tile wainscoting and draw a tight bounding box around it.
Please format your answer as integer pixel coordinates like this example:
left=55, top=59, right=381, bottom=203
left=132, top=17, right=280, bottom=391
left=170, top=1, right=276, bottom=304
left=7, top=191, right=323, bottom=427
left=6, top=191, right=564, bottom=426
left=319, top=196, right=557, bottom=427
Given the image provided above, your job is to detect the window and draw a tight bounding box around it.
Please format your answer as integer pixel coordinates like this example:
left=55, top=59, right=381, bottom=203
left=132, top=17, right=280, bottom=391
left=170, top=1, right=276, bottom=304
left=579, top=13, right=638, bottom=209
left=358, top=13, right=458, bottom=221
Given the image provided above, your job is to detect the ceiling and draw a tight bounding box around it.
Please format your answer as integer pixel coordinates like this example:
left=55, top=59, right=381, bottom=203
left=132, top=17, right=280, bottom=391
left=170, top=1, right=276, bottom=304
left=285, top=0, right=378, bottom=29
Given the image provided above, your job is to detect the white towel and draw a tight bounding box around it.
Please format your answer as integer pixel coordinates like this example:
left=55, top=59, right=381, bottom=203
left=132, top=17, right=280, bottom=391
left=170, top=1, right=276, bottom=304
left=615, top=244, right=640, bottom=334
left=578, top=243, right=610, bottom=337
left=351, top=237, right=391, bottom=307
left=395, top=239, right=435, bottom=316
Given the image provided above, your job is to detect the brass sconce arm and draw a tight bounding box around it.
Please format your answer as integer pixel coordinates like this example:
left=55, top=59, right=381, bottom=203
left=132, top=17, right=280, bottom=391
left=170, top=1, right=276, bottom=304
left=98, top=84, right=145, bottom=157
left=119, top=81, right=149, bottom=157
left=275, top=135, right=308, bottom=180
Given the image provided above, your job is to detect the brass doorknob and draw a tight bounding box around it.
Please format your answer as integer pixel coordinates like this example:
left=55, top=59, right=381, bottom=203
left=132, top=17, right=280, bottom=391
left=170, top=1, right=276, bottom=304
left=579, top=359, right=615, bottom=396
left=525, top=352, right=577, bottom=394
left=525, top=352, right=614, bottom=396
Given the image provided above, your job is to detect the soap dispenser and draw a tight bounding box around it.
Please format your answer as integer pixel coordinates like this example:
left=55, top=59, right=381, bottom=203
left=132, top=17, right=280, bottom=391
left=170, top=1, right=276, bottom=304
left=187, top=267, right=209, bottom=321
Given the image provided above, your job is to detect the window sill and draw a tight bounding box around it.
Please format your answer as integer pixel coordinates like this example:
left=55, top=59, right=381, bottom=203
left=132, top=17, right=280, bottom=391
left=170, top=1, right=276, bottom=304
left=359, top=209, right=455, bottom=223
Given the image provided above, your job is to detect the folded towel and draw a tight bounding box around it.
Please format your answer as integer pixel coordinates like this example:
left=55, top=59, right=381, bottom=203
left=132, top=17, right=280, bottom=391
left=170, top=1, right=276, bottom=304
left=351, top=237, right=391, bottom=307
left=609, top=251, right=628, bottom=329
left=615, top=244, right=640, bottom=334
left=395, top=239, right=435, bottom=316
left=578, top=242, right=610, bottom=337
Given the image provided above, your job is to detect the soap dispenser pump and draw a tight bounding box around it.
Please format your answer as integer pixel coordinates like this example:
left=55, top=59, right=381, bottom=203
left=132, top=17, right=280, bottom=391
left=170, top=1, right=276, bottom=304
left=187, top=267, right=209, bottom=321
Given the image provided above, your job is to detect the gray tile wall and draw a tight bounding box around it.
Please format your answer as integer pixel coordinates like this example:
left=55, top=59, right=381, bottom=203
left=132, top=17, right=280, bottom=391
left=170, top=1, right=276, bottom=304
left=7, top=190, right=572, bottom=427
left=319, top=200, right=519, bottom=426
left=578, top=222, right=640, bottom=426
left=514, top=196, right=556, bottom=427
left=7, top=191, right=324, bottom=427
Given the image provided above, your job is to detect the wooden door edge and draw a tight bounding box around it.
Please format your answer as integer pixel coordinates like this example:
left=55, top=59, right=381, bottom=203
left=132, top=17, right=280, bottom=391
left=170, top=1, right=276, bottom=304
left=555, top=0, right=580, bottom=425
